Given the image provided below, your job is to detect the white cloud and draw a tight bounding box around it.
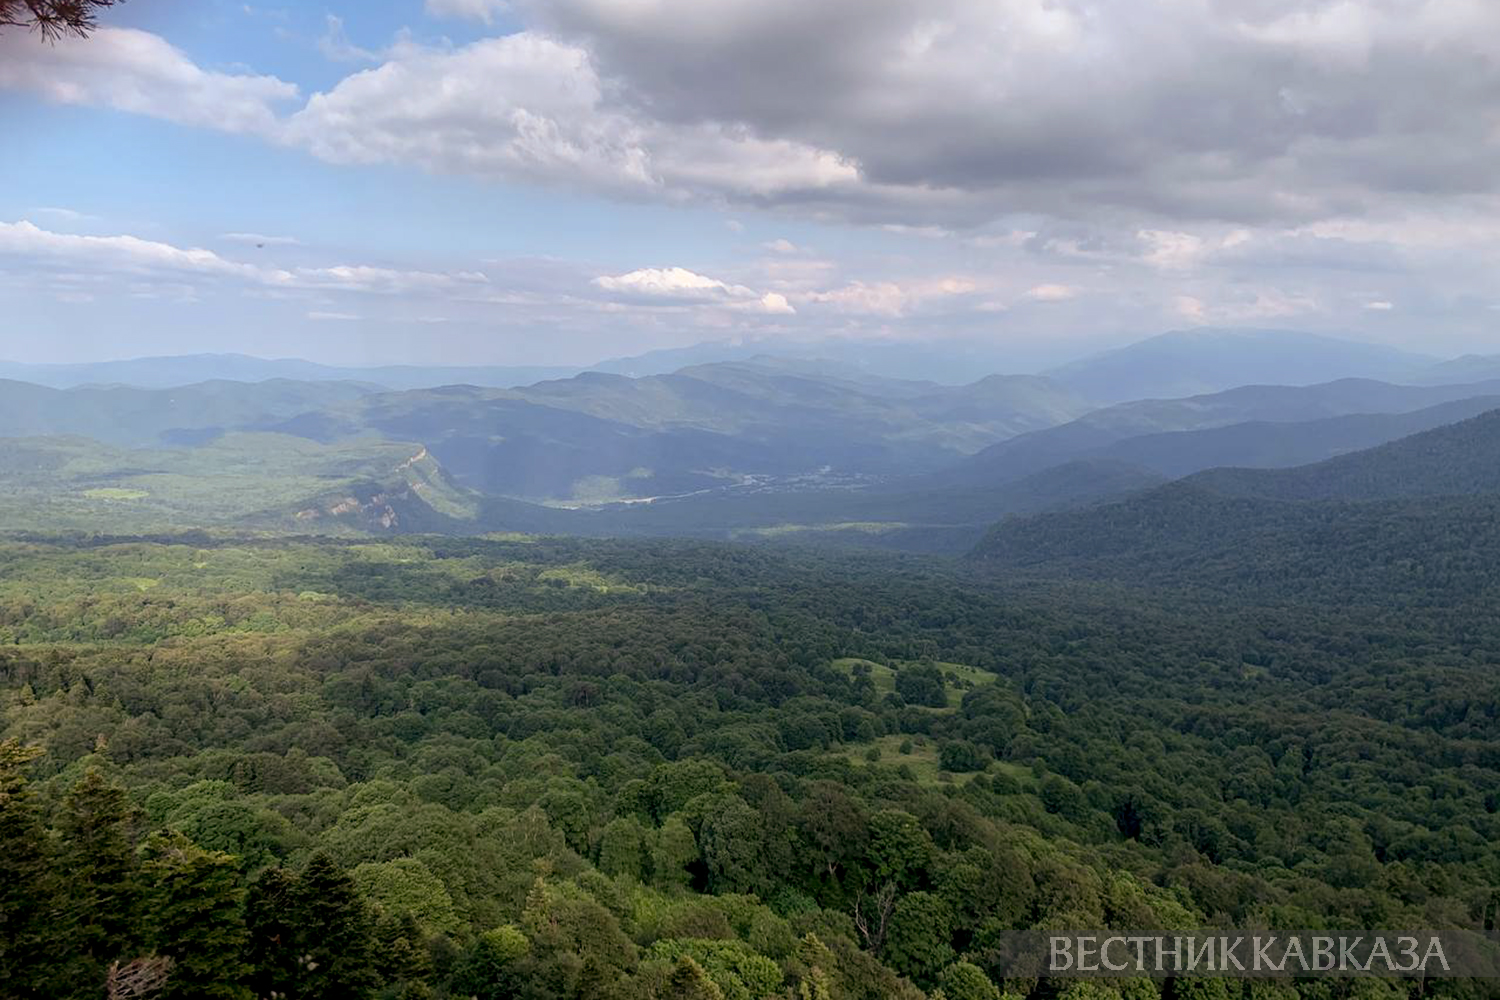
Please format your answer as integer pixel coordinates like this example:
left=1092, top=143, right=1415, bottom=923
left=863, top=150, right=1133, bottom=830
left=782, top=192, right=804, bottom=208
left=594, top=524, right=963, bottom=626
left=28, top=207, right=100, bottom=223
left=0, top=220, right=264, bottom=281
left=0, top=27, right=297, bottom=136
left=594, top=266, right=794, bottom=314
left=804, top=277, right=977, bottom=317
left=1365, top=300, right=1395, bottom=311
left=1026, top=283, right=1076, bottom=302
left=307, top=310, right=360, bottom=321
left=221, top=232, right=301, bottom=247
left=425, top=0, right=510, bottom=23
left=763, top=239, right=798, bottom=254
left=317, top=15, right=380, bottom=64
left=758, top=292, right=795, bottom=315
left=596, top=266, right=754, bottom=299
left=1175, top=295, right=1207, bottom=321
left=0, top=219, right=487, bottom=297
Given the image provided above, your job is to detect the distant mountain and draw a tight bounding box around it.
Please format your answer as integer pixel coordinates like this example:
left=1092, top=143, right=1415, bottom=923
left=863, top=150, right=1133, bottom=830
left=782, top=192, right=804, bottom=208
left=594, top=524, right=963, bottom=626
left=1187, top=407, right=1500, bottom=502
left=945, top=378, right=1500, bottom=487
left=994, top=394, right=1500, bottom=481
left=970, top=409, right=1500, bottom=600
left=0, top=354, right=576, bottom=390
left=1410, top=354, right=1500, bottom=386
left=0, top=378, right=381, bottom=448
left=274, top=360, right=1095, bottom=502
left=1044, top=329, right=1437, bottom=403
left=592, top=337, right=1074, bottom=384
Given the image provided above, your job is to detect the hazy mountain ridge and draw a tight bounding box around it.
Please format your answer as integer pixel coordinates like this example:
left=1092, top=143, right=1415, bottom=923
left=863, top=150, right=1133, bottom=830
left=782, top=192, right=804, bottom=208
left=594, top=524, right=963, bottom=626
left=1043, top=328, right=1438, bottom=403
left=0, top=353, right=577, bottom=391
left=969, top=408, right=1500, bottom=597
left=946, top=377, right=1500, bottom=487
left=0, top=378, right=381, bottom=448
left=267, top=359, right=1095, bottom=502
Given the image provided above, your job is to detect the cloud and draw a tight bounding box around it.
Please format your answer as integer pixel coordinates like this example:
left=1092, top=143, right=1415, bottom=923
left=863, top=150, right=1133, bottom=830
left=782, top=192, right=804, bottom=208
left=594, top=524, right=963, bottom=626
left=221, top=232, right=301, bottom=247
left=0, top=27, right=297, bottom=137
left=596, top=266, right=752, bottom=299
left=28, top=207, right=100, bottom=223
left=594, top=265, right=794, bottom=314
left=425, top=0, right=510, bottom=23
left=803, top=276, right=978, bottom=317
left=17, top=7, right=1500, bottom=233
left=1026, top=283, right=1077, bottom=302
left=307, top=310, right=360, bottom=321
left=1365, top=300, right=1395, bottom=311
left=317, top=15, right=380, bottom=64
left=0, top=220, right=487, bottom=297
left=763, top=239, right=798, bottom=254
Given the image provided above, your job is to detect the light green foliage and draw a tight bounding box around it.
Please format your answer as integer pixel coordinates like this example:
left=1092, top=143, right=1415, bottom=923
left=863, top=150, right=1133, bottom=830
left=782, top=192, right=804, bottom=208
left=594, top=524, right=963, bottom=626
left=351, top=857, right=462, bottom=935
left=939, top=961, right=1002, bottom=1000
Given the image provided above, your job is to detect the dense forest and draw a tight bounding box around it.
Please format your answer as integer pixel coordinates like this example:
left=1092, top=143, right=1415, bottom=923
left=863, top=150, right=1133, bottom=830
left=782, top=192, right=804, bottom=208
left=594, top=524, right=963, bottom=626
left=2, top=531, right=1498, bottom=999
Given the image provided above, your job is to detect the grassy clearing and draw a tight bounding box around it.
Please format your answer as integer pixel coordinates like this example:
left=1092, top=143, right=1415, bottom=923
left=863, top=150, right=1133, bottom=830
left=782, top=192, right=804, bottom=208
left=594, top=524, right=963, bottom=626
left=733, top=521, right=909, bottom=540
left=82, top=487, right=150, bottom=500
left=838, top=735, right=974, bottom=786
left=831, top=657, right=997, bottom=709
left=839, top=735, right=1037, bottom=789
left=537, top=562, right=645, bottom=593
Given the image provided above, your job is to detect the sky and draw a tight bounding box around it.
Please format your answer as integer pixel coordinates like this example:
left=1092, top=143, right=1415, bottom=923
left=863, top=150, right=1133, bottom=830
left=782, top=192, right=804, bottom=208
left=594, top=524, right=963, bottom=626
left=2, top=0, right=1499, bottom=367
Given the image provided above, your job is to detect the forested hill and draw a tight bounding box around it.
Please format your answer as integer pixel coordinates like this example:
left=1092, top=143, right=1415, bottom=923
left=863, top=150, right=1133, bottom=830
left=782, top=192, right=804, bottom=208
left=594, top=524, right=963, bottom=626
left=969, top=409, right=1500, bottom=599
left=1187, top=407, right=1500, bottom=501
left=944, top=377, right=1500, bottom=487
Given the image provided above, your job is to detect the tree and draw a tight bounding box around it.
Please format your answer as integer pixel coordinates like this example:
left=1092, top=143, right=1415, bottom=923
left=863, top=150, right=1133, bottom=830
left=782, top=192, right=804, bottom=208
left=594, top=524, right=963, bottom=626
left=292, top=853, right=381, bottom=1000
left=57, top=768, right=142, bottom=998
left=245, top=855, right=379, bottom=1000
left=939, top=961, right=1002, bottom=1000
left=699, top=796, right=767, bottom=895
left=865, top=809, right=933, bottom=888
left=665, top=955, right=725, bottom=1000
left=0, top=0, right=120, bottom=40
left=939, top=740, right=985, bottom=773
left=450, top=925, right=529, bottom=1000
left=139, top=832, right=251, bottom=1000
left=651, top=815, right=699, bottom=889
left=895, top=665, right=948, bottom=708
left=597, top=815, right=650, bottom=881
left=0, top=740, right=56, bottom=998
left=351, top=857, right=461, bottom=936
left=881, top=891, right=954, bottom=986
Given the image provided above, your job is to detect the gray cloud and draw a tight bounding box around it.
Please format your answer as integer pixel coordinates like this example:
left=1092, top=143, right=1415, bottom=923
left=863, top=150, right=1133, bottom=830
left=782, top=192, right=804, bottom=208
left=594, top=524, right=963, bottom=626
left=526, top=0, right=1500, bottom=226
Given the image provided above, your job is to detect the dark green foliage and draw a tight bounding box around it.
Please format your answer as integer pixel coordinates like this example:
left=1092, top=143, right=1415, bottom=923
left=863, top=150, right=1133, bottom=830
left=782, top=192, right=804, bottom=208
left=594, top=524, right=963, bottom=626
left=1, top=531, right=1499, bottom=1000
left=0, top=741, right=56, bottom=999
left=246, top=854, right=380, bottom=999
left=938, top=740, right=985, bottom=773
left=140, top=831, right=252, bottom=1000
left=896, top=665, right=949, bottom=708
left=56, top=768, right=142, bottom=998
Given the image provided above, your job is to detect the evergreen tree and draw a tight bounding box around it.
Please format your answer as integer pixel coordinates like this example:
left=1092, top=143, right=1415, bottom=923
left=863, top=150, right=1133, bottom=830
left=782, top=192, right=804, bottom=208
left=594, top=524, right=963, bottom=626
left=665, top=955, right=725, bottom=1000
left=0, top=741, right=56, bottom=999
left=140, top=831, right=252, bottom=1000
left=246, top=855, right=381, bottom=1000
left=56, top=767, right=142, bottom=999
left=293, top=852, right=382, bottom=1000
left=245, top=865, right=302, bottom=997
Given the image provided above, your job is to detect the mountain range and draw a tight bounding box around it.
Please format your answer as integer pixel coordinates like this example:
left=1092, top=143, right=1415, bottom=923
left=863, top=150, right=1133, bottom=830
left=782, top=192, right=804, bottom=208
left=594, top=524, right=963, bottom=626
left=5, top=328, right=1500, bottom=555
left=969, top=408, right=1500, bottom=600
left=0, top=327, right=1460, bottom=394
